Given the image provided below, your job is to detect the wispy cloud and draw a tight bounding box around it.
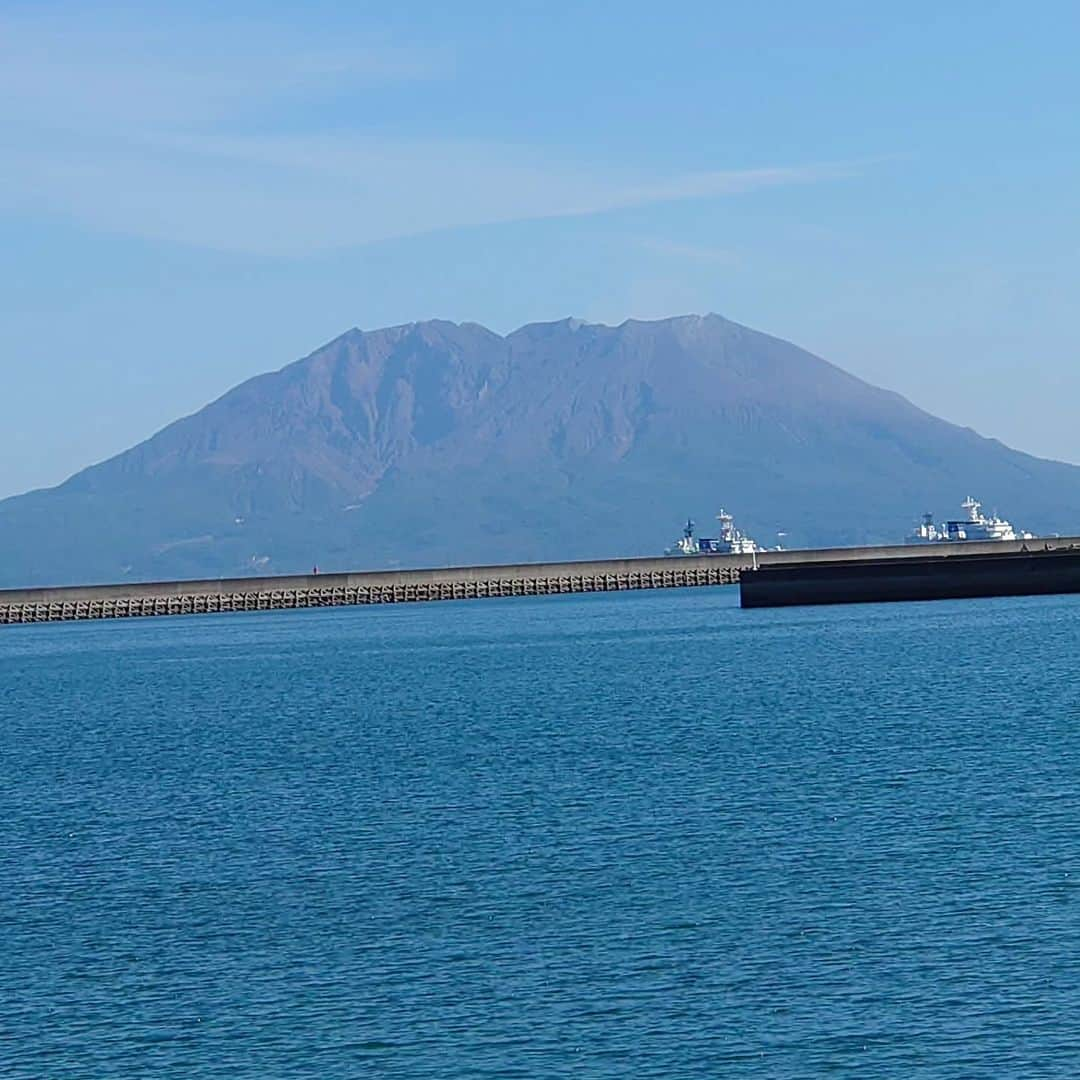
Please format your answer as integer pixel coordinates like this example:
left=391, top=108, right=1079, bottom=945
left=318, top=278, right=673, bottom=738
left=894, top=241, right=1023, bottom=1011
left=636, top=239, right=741, bottom=264
left=0, top=10, right=865, bottom=255
left=0, top=10, right=446, bottom=129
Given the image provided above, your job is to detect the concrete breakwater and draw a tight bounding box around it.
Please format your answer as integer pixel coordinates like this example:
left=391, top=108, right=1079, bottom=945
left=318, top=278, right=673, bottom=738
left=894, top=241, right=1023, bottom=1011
left=3, top=555, right=743, bottom=625
left=2, top=537, right=1077, bottom=626
left=740, top=544, right=1080, bottom=609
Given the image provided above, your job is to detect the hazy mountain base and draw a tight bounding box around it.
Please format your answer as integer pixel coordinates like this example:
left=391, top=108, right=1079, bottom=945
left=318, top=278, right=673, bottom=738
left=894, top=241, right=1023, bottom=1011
left=3, top=314, right=1079, bottom=588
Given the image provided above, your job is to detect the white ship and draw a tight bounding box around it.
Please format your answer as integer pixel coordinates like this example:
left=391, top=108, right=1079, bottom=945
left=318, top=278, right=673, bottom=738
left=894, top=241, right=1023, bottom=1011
left=908, top=496, right=1035, bottom=544
left=667, top=509, right=765, bottom=556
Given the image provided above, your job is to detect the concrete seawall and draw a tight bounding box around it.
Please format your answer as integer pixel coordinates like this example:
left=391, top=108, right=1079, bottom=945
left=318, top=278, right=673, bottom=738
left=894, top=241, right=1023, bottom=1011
left=741, top=544, right=1080, bottom=608
left=3, top=537, right=1077, bottom=625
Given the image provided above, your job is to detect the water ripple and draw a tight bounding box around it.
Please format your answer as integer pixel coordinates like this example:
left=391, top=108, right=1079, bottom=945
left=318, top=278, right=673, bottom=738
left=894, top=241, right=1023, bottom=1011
left=3, top=590, right=1080, bottom=1076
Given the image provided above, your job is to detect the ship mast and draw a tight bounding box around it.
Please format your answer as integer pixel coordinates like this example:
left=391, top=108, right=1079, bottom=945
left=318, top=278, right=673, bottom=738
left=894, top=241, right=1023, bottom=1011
left=716, top=508, right=734, bottom=540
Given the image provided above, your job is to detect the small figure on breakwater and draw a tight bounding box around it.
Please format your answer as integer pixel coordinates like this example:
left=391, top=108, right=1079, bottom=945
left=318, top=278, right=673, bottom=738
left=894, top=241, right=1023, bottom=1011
left=312, top=565, right=319, bottom=576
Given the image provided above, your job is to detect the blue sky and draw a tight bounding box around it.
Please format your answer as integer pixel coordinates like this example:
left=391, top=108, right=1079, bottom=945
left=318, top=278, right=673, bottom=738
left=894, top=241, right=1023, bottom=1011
left=2, top=1, right=1078, bottom=498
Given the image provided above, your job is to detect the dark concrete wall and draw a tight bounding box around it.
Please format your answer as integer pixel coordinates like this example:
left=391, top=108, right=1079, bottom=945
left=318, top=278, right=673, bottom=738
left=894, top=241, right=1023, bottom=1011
left=741, top=546, right=1080, bottom=608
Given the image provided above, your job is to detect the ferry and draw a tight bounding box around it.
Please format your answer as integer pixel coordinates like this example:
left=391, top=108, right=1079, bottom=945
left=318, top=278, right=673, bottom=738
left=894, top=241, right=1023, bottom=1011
left=908, top=496, right=1035, bottom=544
left=667, top=509, right=765, bottom=556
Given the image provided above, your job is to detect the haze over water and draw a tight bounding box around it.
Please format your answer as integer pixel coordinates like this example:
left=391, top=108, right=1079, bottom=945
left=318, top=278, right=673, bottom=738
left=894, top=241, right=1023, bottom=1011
left=4, top=589, right=1080, bottom=1077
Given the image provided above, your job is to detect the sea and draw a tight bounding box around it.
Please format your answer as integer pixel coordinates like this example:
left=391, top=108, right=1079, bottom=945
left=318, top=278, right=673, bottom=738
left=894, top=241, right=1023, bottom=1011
left=3, top=587, right=1080, bottom=1078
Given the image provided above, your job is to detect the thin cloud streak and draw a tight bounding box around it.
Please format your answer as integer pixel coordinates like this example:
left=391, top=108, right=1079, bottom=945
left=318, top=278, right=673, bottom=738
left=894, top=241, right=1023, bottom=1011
left=3, top=128, right=869, bottom=255
left=0, top=11, right=448, bottom=130
left=0, top=10, right=869, bottom=255
left=636, top=239, right=742, bottom=264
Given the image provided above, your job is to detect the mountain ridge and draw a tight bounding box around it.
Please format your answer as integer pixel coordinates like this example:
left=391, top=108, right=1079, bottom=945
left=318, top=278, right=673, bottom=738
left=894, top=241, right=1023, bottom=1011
left=3, top=312, right=1078, bottom=587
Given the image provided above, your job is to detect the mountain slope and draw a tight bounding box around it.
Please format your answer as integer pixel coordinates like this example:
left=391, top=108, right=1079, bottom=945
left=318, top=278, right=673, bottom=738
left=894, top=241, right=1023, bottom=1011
left=3, top=313, right=1079, bottom=587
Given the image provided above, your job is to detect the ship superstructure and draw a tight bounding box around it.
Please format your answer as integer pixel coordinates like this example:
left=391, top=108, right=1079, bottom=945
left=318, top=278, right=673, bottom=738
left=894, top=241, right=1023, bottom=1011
left=667, top=509, right=765, bottom=556
left=908, top=497, right=1035, bottom=544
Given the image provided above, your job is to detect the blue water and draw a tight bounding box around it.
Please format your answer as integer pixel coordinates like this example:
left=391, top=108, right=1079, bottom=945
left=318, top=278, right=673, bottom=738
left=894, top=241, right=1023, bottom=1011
left=3, top=588, right=1080, bottom=1077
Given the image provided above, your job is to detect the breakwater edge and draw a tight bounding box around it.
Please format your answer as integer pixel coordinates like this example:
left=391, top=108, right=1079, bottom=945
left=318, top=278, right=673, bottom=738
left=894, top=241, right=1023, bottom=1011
left=4, top=536, right=1079, bottom=625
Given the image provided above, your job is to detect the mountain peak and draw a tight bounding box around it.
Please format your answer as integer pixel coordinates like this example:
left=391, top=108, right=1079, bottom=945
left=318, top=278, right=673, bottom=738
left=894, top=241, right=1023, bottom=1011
left=2, top=311, right=1079, bottom=587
